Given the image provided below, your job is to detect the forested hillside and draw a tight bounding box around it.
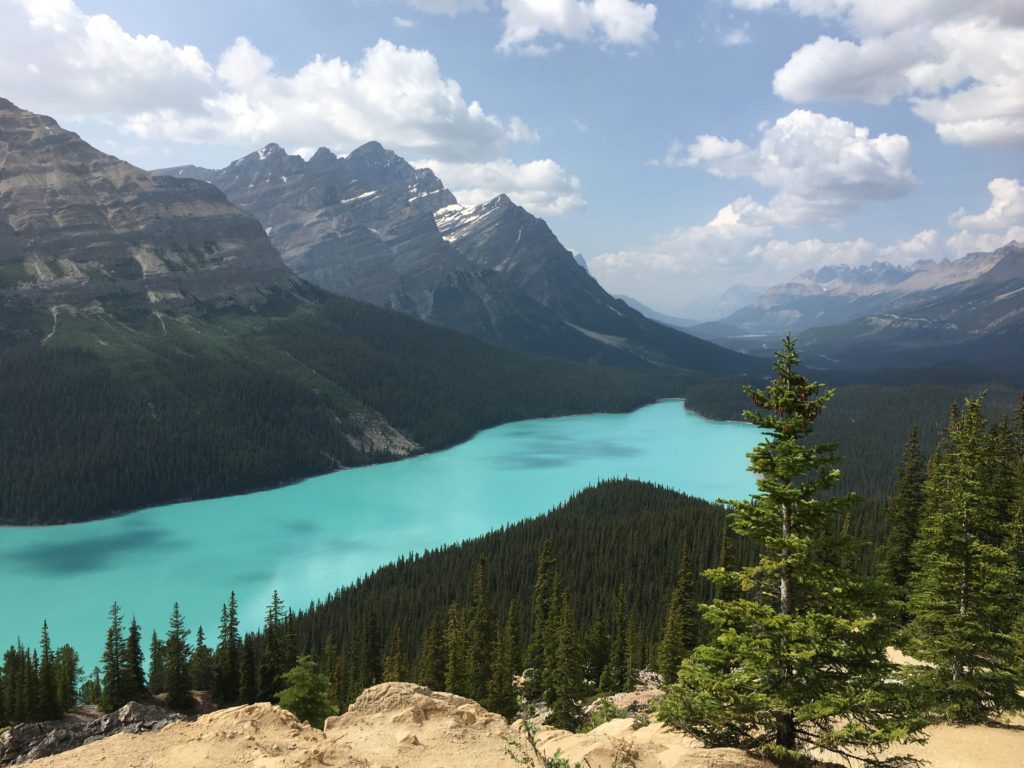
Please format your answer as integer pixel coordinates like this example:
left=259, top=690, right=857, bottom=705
left=0, top=297, right=690, bottom=525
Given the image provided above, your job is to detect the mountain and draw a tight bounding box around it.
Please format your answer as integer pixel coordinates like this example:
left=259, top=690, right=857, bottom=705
left=715, top=253, right=1003, bottom=340
left=614, top=295, right=698, bottom=329
left=157, top=145, right=751, bottom=374
left=798, top=241, right=1024, bottom=376
left=0, top=99, right=691, bottom=524
left=0, top=98, right=299, bottom=332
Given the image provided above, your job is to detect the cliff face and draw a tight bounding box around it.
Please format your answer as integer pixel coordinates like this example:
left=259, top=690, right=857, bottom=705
left=0, top=98, right=299, bottom=324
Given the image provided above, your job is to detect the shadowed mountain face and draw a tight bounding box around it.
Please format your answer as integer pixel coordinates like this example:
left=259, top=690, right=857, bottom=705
left=158, top=144, right=752, bottom=374
left=0, top=98, right=300, bottom=330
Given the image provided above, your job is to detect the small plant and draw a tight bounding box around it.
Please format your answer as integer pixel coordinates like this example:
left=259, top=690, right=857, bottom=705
left=581, top=697, right=628, bottom=733
left=503, top=695, right=591, bottom=768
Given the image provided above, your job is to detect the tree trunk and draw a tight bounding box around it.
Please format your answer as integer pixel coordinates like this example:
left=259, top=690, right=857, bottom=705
left=776, top=710, right=796, bottom=750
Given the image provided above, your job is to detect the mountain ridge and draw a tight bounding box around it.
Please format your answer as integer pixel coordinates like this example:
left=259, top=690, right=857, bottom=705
left=157, top=144, right=753, bottom=374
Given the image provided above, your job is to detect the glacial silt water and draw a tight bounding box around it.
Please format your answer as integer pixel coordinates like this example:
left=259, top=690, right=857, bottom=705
left=1, top=401, right=760, bottom=667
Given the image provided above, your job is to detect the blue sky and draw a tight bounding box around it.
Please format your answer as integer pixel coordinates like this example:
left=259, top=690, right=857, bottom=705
left=1, top=0, right=1021, bottom=317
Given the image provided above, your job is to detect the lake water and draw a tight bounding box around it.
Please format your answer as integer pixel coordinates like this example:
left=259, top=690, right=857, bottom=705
left=1, top=400, right=760, bottom=668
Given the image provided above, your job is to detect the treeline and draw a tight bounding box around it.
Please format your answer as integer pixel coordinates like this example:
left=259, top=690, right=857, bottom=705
left=0, top=623, right=79, bottom=726
left=0, top=293, right=687, bottom=524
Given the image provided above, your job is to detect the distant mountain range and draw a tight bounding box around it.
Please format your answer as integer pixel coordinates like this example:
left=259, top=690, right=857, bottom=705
left=0, top=98, right=693, bottom=523
left=689, top=244, right=1024, bottom=376
left=156, top=144, right=749, bottom=373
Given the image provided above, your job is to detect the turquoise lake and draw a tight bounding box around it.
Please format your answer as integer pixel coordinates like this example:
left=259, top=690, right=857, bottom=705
left=1, top=400, right=760, bottom=668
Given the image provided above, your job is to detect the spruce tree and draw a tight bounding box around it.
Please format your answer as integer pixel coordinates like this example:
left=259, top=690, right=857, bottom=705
left=259, top=591, right=287, bottom=701
left=546, top=591, right=585, bottom=731
left=905, top=397, right=1024, bottom=723
left=415, top=615, right=447, bottom=691
left=583, top=614, right=610, bottom=686
left=214, top=593, right=241, bottom=705
left=164, top=603, right=192, bottom=711
left=659, top=335, right=926, bottom=765
left=100, top=603, right=127, bottom=711
left=239, top=635, right=258, bottom=704
left=382, top=623, right=404, bottom=682
left=190, top=627, right=215, bottom=691
left=148, top=631, right=166, bottom=695
left=466, top=558, right=495, bottom=702
left=124, top=618, right=146, bottom=701
left=657, top=548, right=699, bottom=684
left=444, top=603, right=469, bottom=696
left=486, top=602, right=519, bottom=721
left=277, top=656, right=336, bottom=729
left=713, top=526, right=739, bottom=603
left=37, top=622, right=60, bottom=721
left=55, top=645, right=80, bottom=713
left=879, top=427, right=926, bottom=617
left=599, top=584, right=633, bottom=693
left=524, top=541, right=556, bottom=700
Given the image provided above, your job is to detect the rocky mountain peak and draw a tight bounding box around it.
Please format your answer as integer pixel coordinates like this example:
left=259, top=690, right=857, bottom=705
left=307, top=146, right=338, bottom=169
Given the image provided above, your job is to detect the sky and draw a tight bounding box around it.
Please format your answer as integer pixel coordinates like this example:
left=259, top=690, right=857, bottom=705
left=1, top=0, right=1022, bottom=319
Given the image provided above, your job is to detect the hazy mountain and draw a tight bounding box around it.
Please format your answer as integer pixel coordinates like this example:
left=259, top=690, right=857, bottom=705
left=615, top=295, right=698, bottom=329
left=718, top=253, right=1003, bottom=338
left=158, top=145, right=752, bottom=374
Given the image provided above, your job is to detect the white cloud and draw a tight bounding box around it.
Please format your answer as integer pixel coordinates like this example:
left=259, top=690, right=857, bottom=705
left=0, top=0, right=214, bottom=117
left=498, top=0, right=657, bottom=54
left=667, top=109, right=915, bottom=225
left=0, top=1, right=551, bottom=165
left=722, top=27, right=751, bottom=45
left=393, top=16, right=416, bottom=28
left=735, top=0, right=1024, bottom=145
left=424, top=157, right=586, bottom=215
left=946, top=177, right=1024, bottom=253
left=408, top=0, right=489, bottom=13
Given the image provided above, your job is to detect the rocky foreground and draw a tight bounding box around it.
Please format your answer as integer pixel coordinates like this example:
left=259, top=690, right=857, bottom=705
left=13, top=683, right=1024, bottom=768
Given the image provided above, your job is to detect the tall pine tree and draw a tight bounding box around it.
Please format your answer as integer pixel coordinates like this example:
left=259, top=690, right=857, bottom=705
left=164, top=603, right=192, bottom=711
left=657, top=548, right=699, bottom=684
left=905, top=397, right=1024, bottom=723
left=659, top=335, right=926, bottom=765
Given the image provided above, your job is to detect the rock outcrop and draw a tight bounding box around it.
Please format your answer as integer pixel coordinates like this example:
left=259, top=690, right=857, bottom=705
left=0, top=701, right=184, bottom=765
left=13, top=682, right=1022, bottom=768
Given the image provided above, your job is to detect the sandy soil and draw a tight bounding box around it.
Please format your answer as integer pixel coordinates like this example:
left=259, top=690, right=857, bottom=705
left=24, top=682, right=1024, bottom=768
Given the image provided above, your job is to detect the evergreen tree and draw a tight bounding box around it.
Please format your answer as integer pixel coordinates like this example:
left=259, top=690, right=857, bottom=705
left=277, top=656, right=336, bottom=729
left=239, top=635, right=258, bottom=705
left=190, top=627, right=215, bottom=691
left=415, top=615, right=447, bottom=691
left=444, top=603, right=469, bottom=696
left=599, top=584, right=634, bottom=693
left=148, top=631, right=166, bottom=695
left=382, top=623, right=404, bottom=682
left=905, top=397, right=1024, bottom=723
left=524, top=541, right=556, bottom=700
left=164, top=603, right=192, bottom=711
left=37, top=622, right=60, bottom=721
left=879, top=427, right=926, bottom=618
left=466, top=558, right=495, bottom=702
left=213, top=593, right=241, bottom=705
left=659, top=335, right=926, bottom=765
left=583, top=614, right=610, bottom=686
left=81, top=667, right=102, bottom=706
left=100, top=603, right=127, bottom=711
left=354, top=611, right=381, bottom=691
left=657, top=548, right=699, bottom=684
left=124, top=618, right=146, bottom=701
left=258, top=591, right=287, bottom=701
left=712, top=527, right=738, bottom=604
left=55, top=645, right=80, bottom=713
left=487, top=603, right=519, bottom=720
left=546, top=591, right=585, bottom=731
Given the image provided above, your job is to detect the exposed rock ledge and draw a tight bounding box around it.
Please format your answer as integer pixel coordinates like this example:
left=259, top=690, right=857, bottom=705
left=12, top=683, right=1024, bottom=767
